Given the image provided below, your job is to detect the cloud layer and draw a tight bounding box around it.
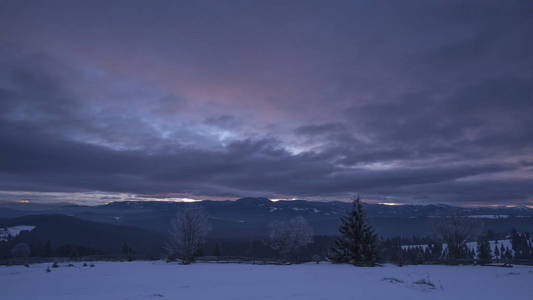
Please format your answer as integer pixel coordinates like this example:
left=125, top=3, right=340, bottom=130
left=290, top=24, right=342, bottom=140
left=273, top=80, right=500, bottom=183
left=0, top=0, right=532, bottom=205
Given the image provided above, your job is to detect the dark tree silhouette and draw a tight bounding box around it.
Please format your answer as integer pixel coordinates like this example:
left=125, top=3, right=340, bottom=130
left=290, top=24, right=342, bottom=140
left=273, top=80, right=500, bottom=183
left=166, top=205, right=209, bottom=264
left=330, top=197, right=378, bottom=266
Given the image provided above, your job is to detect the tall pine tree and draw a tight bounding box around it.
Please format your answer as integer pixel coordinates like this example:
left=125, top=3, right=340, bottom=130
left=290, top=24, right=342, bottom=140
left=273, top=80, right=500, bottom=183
left=476, top=236, right=492, bottom=265
left=330, top=197, right=378, bottom=266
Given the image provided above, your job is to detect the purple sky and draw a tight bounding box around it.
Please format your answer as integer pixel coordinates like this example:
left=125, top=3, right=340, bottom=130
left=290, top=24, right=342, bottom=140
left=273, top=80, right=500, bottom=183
left=1, top=0, right=532, bottom=206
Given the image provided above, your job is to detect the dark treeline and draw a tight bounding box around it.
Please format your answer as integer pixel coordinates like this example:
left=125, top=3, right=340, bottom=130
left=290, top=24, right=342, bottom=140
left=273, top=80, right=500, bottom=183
left=2, top=229, right=533, bottom=266
left=1, top=239, right=104, bottom=260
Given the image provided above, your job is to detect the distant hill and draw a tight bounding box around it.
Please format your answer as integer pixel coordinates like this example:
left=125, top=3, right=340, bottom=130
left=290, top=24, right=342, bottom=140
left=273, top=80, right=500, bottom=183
left=1, top=198, right=532, bottom=239
left=0, top=214, right=165, bottom=256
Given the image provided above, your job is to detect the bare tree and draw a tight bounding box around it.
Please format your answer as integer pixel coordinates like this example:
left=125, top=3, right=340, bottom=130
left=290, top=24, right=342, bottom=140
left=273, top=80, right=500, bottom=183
left=268, top=216, right=314, bottom=262
left=432, top=215, right=482, bottom=262
left=166, top=205, right=208, bottom=264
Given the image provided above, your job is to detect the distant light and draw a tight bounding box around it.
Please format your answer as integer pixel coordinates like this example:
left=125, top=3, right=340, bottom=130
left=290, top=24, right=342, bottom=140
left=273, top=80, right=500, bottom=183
left=271, top=198, right=297, bottom=202
left=378, top=202, right=403, bottom=206
left=17, top=199, right=31, bottom=204
left=177, top=198, right=201, bottom=202
left=161, top=198, right=201, bottom=203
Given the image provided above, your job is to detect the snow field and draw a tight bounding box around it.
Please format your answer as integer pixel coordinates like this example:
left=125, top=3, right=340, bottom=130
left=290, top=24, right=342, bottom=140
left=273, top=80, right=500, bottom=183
left=2, top=261, right=533, bottom=300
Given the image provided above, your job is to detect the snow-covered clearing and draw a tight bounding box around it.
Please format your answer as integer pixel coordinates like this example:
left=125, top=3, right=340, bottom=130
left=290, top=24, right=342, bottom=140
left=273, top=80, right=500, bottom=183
left=2, top=261, right=533, bottom=299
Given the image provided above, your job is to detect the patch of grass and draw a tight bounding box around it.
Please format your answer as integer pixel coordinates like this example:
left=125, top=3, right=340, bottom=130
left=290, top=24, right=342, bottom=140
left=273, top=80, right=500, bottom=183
left=413, top=279, right=436, bottom=289
left=153, top=293, right=164, bottom=297
left=383, top=277, right=404, bottom=283
left=46, top=267, right=51, bottom=273
left=52, top=262, right=59, bottom=268
left=507, top=272, right=520, bottom=275
left=67, top=263, right=75, bottom=267
left=89, top=264, right=95, bottom=267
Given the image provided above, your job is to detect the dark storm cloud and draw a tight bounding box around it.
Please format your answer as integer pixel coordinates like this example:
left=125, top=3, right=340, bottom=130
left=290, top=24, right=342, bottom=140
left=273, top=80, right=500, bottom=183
left=0, top=0, right=532, bottom=205
left=0, top=117, right=519, bottom=199
left=342, top=76, right=533, bottom=162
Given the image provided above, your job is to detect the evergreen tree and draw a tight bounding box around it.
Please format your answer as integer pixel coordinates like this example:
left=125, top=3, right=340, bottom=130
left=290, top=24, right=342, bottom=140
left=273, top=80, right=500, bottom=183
left=510, top=230, right=533, bottom=259
left=525, top=232, right=533, bottom=258
left=511, top=228, right=522, bottom=258
left=329, top=197, right=378, bottom=266
left=467, top=246, right=476, bottom=260
left=44, top=240, right=52, bottom=257
left=121, top=242, right=132, bottom=255
left=477, top=237, right=492, bottom=265
left=494, top=243, right=500, bottom=262
left=416, top=250, right=424, bottom=265
left=213, top=242, right=222, bottom=257
left=504, top=247, right=513, bottom=261
left=431, top=243, right=443, bottom=262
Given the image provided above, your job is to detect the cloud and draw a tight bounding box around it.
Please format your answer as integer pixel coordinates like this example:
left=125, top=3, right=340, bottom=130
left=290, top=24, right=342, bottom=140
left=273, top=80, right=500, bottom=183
left=0, top=1, right=532, bottom=205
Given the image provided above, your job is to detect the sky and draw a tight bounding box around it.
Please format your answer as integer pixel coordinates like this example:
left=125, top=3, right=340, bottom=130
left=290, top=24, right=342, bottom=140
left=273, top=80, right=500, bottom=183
left=0, top=0, right=532, bottom=206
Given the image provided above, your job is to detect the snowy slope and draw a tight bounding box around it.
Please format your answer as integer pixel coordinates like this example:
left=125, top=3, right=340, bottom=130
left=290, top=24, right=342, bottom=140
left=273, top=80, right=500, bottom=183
left=0, top=225, right=35, bottom=242
left=2, top=261, right=533, bottom=300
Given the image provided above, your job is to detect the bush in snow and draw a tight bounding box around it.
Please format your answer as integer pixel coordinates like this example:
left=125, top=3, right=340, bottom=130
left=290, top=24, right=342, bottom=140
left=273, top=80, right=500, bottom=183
left=413, top=278, right=436, bottom=289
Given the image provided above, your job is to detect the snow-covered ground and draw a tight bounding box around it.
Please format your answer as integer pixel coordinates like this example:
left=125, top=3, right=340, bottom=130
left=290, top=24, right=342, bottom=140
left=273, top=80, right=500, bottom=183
left=2, top=261, right=533, bottom=299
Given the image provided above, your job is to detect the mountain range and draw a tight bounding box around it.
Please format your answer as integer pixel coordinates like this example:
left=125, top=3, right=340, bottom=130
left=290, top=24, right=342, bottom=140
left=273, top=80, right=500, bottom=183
left=2, top=198, right=533, bottom=238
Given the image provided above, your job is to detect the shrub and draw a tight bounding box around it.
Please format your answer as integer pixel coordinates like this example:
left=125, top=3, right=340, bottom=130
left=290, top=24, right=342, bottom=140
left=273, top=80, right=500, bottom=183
left=383, top=277, right=403, bottom=283
left=414, top=279, right=435, bottom=289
